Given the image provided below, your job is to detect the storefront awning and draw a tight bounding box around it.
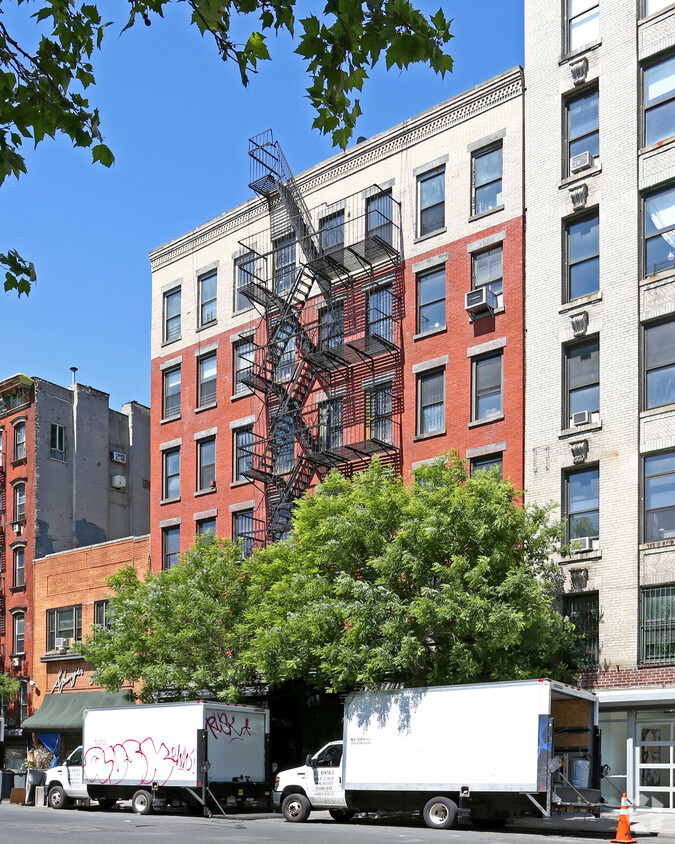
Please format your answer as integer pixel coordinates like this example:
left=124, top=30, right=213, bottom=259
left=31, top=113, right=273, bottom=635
left=21, top=690, right=134, bottom=732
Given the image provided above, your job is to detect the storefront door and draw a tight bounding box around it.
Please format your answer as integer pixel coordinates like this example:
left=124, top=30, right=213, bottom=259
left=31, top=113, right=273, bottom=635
left=636, top=718, right=675, bottom=809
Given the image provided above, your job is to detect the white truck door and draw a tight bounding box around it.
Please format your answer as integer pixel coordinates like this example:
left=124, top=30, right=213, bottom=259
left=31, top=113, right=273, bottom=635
left=64, top=747, right=87, bottom=798
left=305, top=742, right=346, bottom=809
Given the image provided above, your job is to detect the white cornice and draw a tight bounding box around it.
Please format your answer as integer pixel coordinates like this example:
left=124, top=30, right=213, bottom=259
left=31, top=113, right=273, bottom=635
left=149, top=66, right=523, bottom=272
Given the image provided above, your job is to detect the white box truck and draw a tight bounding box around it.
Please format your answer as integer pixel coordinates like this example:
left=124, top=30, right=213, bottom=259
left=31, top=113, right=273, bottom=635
left=274, top=679, right=603, bottom=829
left=45, top=700, right=270, bottom=815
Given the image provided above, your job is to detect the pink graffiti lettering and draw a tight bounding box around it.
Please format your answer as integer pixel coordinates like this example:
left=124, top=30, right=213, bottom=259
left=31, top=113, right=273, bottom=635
left=84, top=737, right=196, bottom=787
left=205, top=712, right=251, bottom=742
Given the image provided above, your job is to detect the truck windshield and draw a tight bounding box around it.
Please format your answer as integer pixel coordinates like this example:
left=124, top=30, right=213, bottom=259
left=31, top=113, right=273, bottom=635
left=316, top=745, right=342, bottom=768
left=68, top=747, right=83, bottom=766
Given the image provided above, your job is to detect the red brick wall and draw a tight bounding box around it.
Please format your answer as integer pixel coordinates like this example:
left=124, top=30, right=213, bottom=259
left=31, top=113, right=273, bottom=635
left=578, top=665, right=675, bottom=691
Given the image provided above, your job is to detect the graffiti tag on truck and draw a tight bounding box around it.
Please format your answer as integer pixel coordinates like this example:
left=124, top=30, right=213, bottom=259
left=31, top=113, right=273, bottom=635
left=84, top=738, right=196, bottom=787
left=205, top=712, right=251, bottom=742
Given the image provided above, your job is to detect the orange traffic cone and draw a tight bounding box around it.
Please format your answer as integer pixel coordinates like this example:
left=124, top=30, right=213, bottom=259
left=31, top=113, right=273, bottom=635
left=611, top=793, right=636, bottom=843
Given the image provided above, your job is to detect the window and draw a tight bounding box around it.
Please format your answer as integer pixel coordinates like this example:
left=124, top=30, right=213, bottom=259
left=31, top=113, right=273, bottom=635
left=319, top=210, right=344, bottom=252
left=567, top=87, right=599, bottom=169
left=319, top=398, right=343, bottom=450
left=94, top=599, right=112, bottom=629
left=274, top=325, right=295, bottom=382
left=473, top=245, right=504, bottom=309
left=197, top=517, right=216, bottom=537
left=418, top=167, right=445, bottom=236
left=233, top=509, right=255, bottom=557
left=366, top=190, right=394, bottom=244
left=13, top=547, right=25, bottom=588
left=567, top=212, right=599, bottom=299
left=47, top=605, right=82, bottom=650
left=274, top=234, right=295, bottom=293
left=417, top=266, right=446, bottom=333
left=50, top=423, right=65, bottom=460
left=644, top=0, right=673, bottom=15
left=163, top=366, right=181, bottom=420
left=563, top=592, right=599, bottom=667
left=566, top=466, right=599, bottom=541
left=14, top=483, right=25, bottom=521
left=162, top=525, right=180, bottom=569
left=163, top=448, right=180, bottom=500
left=18, top=680, right=27, bottom=723
left=640, top=585, right=675, bottom=664
left=14, top=422, right=25, bottom=461
left=235, top=254, right=254, bottom=312
left=163, top=288, right=181, bottom=342
left=645, top=451, right=675, bottom=541
left=471, top=454, right=503, bottom=475
left=472, top=145, right=502, bottom=215
left=367, top=284, right=393, bottom=343
left=472, top=354, right=503, bottom=420
left=315, top=744, right=343, bottom=767
left=197, top=437, right=216, bottom=492
left=367, top=383, right=393, bottom=444
left=319, top=302, right=344, bottom=350
left=274, top=414, right=295, bottom=474
left=417, top=370, right=445, bottom=436
left=234, top=425, right=253, bottom=482
left=644, top=55, right=675, bottom=147
left=234, top=337, right=255, bottom=394
left=566, top=338, right=599, bottom=423
left=13, top=612, right=24, bottom=654
left=646, top=319, right=675, bottom=408
left=645, top=186, right=675, bottom=275
left=198, top=269, right=217, bottom=326
left=198, top=353, right=217, bottom=407
left=568, top=0, right=599, bottom=51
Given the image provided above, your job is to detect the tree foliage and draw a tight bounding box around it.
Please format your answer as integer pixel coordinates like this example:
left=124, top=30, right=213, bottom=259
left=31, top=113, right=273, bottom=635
left=82, top=456, right=579, bottom=701
left=0, top=671, right=20, bottom=699
left=0, top=0, right=453, bottom=292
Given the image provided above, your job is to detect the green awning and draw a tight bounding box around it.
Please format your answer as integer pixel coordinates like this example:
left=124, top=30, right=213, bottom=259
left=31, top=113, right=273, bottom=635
left=21, top=690, right=134, bottom=732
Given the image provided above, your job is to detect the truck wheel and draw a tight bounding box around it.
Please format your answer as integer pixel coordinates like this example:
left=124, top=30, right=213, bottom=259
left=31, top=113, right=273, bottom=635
left=131, top=789, right=154, bottom=815
left=48, top=786, right=72, bottom=810
left=423, top=796, right=458, bottom=830
left=329, top=809, right=355, bottom=822
left=282, top=792, right=311, bottom=822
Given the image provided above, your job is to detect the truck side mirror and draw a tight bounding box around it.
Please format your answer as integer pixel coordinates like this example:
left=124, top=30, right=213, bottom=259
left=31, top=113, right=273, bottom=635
left=305, top=754, right=313, bottom=767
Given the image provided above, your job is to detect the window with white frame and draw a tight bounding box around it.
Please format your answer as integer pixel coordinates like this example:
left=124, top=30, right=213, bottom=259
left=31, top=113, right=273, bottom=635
left=14, top=422, right=25, bottom=461
left=568, top=0, right=599, bottom=52
left=162, top=525, right=180, bottom=569
left=417, top=266, right=445, bottom=334
left=319, top=210, right=344, bottom=252
left=567, top=87, right=599, bottom=171
left=274, top=234, right=295, bottom=293
left=14, top=483, right=25, bottom=521
left=472, top=145, right=502, bottom=215
left=198, top=269, right=217, bottom=327
left=319, top=397, right=343, bottom=450
left=644, top=54, right=675, bottom=148
left=198, top=352, right=217, bottom=407
left=13, top=612, right=25, bottom=654
left=567, top=212, right=599, bottom=300
left=566, top=466, right=599, bottom=542
left=163, top=366, right=181, bottom=420
left=646, top=318, right=675, bottom=409
left=163, top=448, right=180, bottom=500
left=94, top=599, right=112, bottom=629
left=47, top=605, right=82, bottom=650
left=366, top=190, right=394, bottom=244
left=417, top=369, right=445, bottom=436
left=163, top=287, right=181, bottom=342
left=472, top=354, right=503, bottom=420
left=235, top=254, right=255, bottom=312
left=645, top=451, right=675, bottom=542
left=644, top=0, right=673, bottom=15
left=233, top=509, right=255, bottom=557
left=473, top=246, right=504, bottom=309
left=234, top=337, right=255, bottom=394
left=645, top=186, right=675, bottom=275
left=50, top=422, right=65, bottom=460
left=197, top=437, right=216, bottom=492
left=234, top=425, right=253, bottom=482
left=418, top=167, right=445, bottom=236
left=565, top=337, right=599, bottom=423
left=13, top=546, right=24, bottom=588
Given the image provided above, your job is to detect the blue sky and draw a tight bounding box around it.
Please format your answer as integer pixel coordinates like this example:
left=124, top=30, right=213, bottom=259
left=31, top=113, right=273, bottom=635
left=1, top=1, right=523, bottom=410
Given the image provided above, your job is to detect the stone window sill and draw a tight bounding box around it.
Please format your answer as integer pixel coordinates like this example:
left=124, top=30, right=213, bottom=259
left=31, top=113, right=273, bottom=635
left=469, top=205, right=504, bottom=224
left=414, top=227, right=447, bottom=245
left=413, top=429, right=446, bottom=442
left=467, top=413, right=504, bottom=429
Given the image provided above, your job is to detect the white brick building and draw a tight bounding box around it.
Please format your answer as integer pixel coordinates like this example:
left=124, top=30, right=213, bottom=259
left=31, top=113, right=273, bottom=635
left=525, top=0, right=675, bottom=810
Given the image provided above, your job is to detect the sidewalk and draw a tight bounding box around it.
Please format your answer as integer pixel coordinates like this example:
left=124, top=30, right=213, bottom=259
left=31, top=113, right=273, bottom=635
left=508, top=808, right=675, bottom=838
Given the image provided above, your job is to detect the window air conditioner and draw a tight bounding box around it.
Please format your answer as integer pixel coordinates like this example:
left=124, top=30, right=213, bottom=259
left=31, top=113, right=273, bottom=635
left=570, top=151, right=592, bottom=173
left=54, top=637, right=71, bottom=649
left=572, top=410, right=592, bottom=426
left=111, top=474, right=127, bottom=490
left=571, top=536, right=594, bottom=553
left=465, top=287, right=498, bottom=318
left=11, top=656, right=21, bottom=668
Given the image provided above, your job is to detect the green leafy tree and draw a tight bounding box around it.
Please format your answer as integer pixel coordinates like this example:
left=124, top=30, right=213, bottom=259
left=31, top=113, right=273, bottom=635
left=83, top=455, right=579, bottom=701
left=0, top=0, right=453, bottom=292
left=0, top=671, right=20, bottom=700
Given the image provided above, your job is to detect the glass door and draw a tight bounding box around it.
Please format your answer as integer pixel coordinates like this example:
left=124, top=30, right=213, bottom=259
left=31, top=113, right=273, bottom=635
left=636, top=720, right=675, bottom=809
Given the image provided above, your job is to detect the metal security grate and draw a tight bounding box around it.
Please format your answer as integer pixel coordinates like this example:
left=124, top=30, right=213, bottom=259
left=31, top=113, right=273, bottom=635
left=564, top=592, right=599, bottom=667
left=640, top=586, right=675, bottom=665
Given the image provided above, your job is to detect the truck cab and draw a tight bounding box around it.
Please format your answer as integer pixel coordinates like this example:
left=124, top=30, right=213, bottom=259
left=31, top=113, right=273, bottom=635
left=45, top=746, right=89, bottom=809
left=274, top=740, right=354, bottom=823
